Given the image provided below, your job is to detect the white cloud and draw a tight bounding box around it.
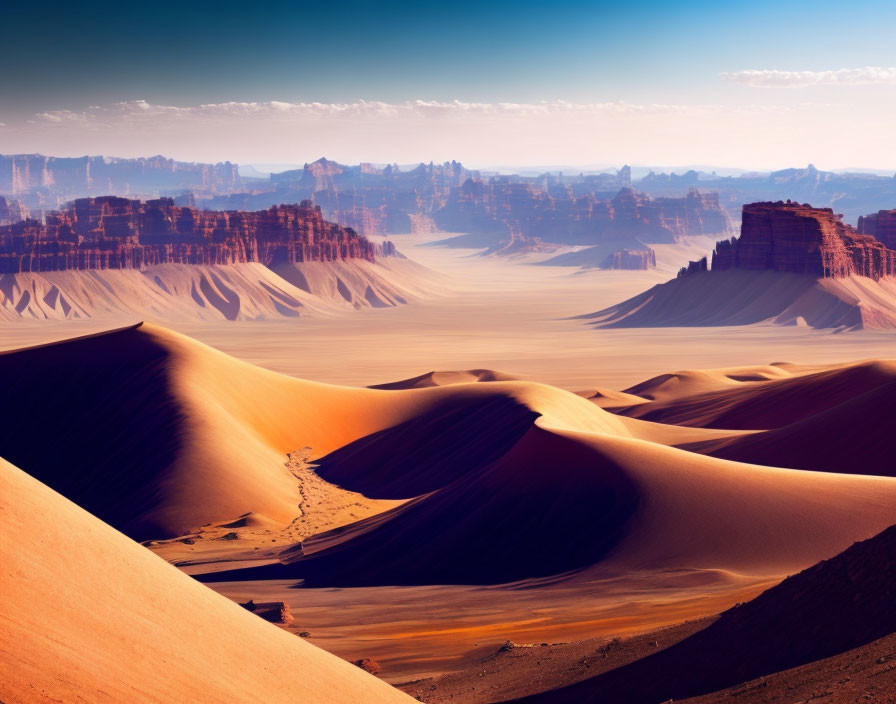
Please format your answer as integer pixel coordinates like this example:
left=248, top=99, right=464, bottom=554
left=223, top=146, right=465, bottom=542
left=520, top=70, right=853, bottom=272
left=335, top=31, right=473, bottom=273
left=721, top=67, right=896, bottom=87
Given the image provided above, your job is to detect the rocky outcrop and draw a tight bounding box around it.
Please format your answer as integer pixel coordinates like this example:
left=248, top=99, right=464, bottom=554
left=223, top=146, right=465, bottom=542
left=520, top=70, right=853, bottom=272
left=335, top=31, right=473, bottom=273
left=239, top=600, right=294, bottom=625
left=602, top=248, right=656, bottom=270
left=433, top=185, right=732, bottom=247
left=0, top=196, right=375, bottom=273
left=0, top=196, right=27, bottom=226
left=0, top=154, right=240, bottom=202
left=708, top=201, right=896, bottom=280
left=858, top=209, right=896, bottom=249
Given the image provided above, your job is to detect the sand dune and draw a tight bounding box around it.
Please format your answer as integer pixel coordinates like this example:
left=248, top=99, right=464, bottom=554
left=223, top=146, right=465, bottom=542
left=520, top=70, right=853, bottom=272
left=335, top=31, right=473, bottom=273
left=369, top=368, right=518, bottom=389
left=202, top=412, right=896, bottom=587
left=583, top=269, right=896, bottom=330
left=0, top=257, right=442, bottom=322
left=0, top=457, right=411, bottom=704
left=692, top=377, right=896, bottom=476
left=510, top=523, right=896, bottom=703
left=619, top=359, right=896, bottom=429
left=0, top=323, right=629, bottom=541
left=0, top=322, right=411, bottom=539
left=6, top=321, right=892, bottom=590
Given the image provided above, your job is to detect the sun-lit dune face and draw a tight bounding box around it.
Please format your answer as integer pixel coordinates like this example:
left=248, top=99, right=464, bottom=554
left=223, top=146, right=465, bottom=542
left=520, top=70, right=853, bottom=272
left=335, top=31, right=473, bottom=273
left=0, top=321, right=633, bottom=541
left=0, top=458, right=413, bottom=704
left=0, top=257, right=445, bottom=322
left=5, top=322, right=896, bottom=593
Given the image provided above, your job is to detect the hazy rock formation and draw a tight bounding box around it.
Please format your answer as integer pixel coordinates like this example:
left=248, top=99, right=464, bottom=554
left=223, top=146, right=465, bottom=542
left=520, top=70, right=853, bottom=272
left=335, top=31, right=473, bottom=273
left=0, top=196, right=374, bottom=273
left=857, top=208, right=896, bottom=249
left=0, top=154, right=240, bottom=203
left=0, top=196, right=27, bottom=226
left=433, top=185, right=732, bottom=247
left=601, top=248, right=656, bottom=270
left=636, top=163, right=896, bottom=223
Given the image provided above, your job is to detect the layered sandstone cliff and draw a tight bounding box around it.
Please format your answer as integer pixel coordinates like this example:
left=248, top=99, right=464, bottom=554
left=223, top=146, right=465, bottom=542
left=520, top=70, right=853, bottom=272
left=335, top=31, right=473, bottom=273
left=0, top=196, right=374, bottom=273
left=707, top=201, right=896, bottom=280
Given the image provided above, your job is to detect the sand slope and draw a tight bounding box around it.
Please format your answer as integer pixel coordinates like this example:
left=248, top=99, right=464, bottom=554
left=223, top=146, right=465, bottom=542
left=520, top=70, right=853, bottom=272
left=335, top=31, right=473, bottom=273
left=511, top=523, right=896, bottom=703
left=583, top=269, right=896, bottom=330
left=0, top=257, right=442, bottom=322
left=0, top=457, right=411, bottom=704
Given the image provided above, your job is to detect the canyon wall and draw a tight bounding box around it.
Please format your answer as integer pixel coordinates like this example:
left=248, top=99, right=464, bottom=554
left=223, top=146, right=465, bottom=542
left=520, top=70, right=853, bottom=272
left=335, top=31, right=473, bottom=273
left=0, top=196, right=374, bottom=273
left=687, top=201, right=896, bottom=280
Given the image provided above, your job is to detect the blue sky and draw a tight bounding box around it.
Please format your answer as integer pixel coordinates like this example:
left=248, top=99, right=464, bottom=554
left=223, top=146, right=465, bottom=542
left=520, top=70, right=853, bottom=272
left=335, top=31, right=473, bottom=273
left=3, top=0, right=896, bottom=168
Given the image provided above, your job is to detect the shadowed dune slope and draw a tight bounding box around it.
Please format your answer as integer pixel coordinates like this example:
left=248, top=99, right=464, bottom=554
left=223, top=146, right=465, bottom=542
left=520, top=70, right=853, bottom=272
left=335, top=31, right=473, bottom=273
left=691, top=378, right=896, bottom=476
left=202, top=422, right=896, bottom=587
left=0, top=458, right=412, bottom=704
left=0, top=322, right=633, bottom=541
left=510, top=524, right=896, bottom=704
left=619, top=359, right=896, bottom=429
left=582, top=269, right=896, bottom=330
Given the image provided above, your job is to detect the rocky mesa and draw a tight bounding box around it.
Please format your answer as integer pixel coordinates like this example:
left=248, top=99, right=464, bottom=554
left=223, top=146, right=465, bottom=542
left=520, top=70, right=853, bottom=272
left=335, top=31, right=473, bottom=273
left=585, top=200, right=896, bottom=330
left=0, top=195, right=375, bottom=273
left=709, top=201, right=896, bottom=280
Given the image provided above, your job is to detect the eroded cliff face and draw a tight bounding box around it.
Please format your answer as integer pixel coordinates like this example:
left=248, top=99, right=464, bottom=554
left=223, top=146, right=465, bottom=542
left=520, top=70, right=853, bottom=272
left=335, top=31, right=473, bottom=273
left=0, top=154, right=240, bottom=200
left=433, top=185, right=732, bottom=246
left=0, top=196, right=374, bottom=273
left=702, top=201, right=896, bottom=280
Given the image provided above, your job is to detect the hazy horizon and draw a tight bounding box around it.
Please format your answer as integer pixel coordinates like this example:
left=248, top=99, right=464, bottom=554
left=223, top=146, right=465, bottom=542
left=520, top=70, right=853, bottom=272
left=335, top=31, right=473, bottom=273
left=4, top=0, right=896, bottom=170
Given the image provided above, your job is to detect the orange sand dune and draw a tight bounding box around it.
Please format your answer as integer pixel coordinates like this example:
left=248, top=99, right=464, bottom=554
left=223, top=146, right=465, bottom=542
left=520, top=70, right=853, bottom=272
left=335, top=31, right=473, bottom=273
left=0, top=457, right=411, bottom=704
left=618, top=359, right=896, bottom=429
left=583, top=269, right=896, bottom=330
left=203, top=417, right=896, bottom=587
left=5, top=322, right=895, bottom=590
left=0, top=322, right=638, bottom=540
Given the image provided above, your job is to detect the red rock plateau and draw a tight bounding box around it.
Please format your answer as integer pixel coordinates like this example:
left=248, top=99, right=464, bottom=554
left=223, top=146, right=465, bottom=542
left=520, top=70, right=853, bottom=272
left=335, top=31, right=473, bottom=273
left=0, top=195, right=375, bottom=274
left=588, top=200, right=896, bottom=330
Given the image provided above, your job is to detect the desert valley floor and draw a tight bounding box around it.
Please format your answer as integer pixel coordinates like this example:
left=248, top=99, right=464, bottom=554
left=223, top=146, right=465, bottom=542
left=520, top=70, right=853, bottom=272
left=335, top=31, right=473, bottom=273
left=3, top=236, right=896, bottom=703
